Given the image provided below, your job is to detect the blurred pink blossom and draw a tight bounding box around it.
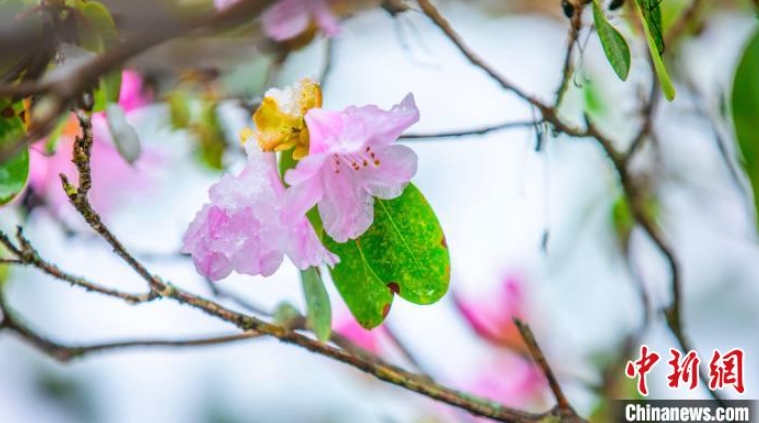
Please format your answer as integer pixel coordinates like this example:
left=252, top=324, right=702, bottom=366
left=27, top=70, right=159, bottom=216
left=467, top=353, right=546, bottom=411
left=334, top=318, right=387, bottom=356
left=453, top=275, right=529, bottom=352
left=182, top=143, right=338, bottom=281
left=117, top=70, right=152, bottom=112
left=215, top=0, right=339, bottom=42
left=284, top=94, right=420, bottom=242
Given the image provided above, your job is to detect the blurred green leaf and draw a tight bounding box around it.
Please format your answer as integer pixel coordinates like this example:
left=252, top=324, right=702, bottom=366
left=75, top=1, right=121, bottom=111
left=593, top=1, right=631, bottom=81
left=44, top=116, right=71, bottom=155
left=301, top=267, right=331, bottom=342
left=584, top=81, right=607, bottom=117
left=326, top=184, right=450, bottom=328
left=168, top=91, right=191, bottom=130
left=611, top=193, right=658, bottom=251
left=193, top=102, right=225, bottom=170
left=732, top=30, right=759, bottom=231
left=106, top=103, right=141, bottom=164
left=273, top=301, right=301, bottom=325
left=634, top=0, right=676, bottom=100
left=0, top=106, right=29, bottom=206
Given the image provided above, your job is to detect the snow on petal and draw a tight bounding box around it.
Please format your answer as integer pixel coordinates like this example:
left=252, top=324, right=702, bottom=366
left=250, top=78, right=322, bottom=159
left=182, top=142, right=337, bottom=281
left=285, top=94, right=420, bottom=242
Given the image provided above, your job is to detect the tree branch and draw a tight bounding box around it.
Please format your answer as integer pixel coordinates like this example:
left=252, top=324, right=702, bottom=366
left=401, top=120, right=539, bottom=140
left=11, top=106, right=578, bottom=423
left=0, top=292, right=261, bottom=362
left=514, top=319, right=579, bottom=420
left=554, top=1, right=584, bottom=109
left=0, top=229, right=155, bottom=304
left=414, top=2, right=696, bottom=400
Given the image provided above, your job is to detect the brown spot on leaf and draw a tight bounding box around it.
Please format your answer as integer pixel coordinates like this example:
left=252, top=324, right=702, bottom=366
left=387, top=282, right=400, bottom=294
left=1, top=107, right=15, bottom=118
left=382, top=303, right=391, bottom=318
left=441, top=236, right=448, bottom=249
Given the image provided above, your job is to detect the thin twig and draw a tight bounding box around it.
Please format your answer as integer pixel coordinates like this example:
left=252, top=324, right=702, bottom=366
left=0, top=230, right=155, bottom=304
left=513, top=319, right=572, bottom=414
left=554, top=1, right=583, bottom=109
left=401, top=121, right=538, bottom=140
left=0, top=292, right=261, bottom=362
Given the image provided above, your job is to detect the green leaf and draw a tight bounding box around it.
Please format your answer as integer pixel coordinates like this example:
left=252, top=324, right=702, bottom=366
left=732, top=30, right=759, bottom=231
left=75, top=1, right=121, bottom=111
left=634, top=0, right=676, bottom=101
left=324, top=237, right=394, bottom=329
left=592, top=1, right=631, bottom=81
left=326, top=184, right=450, bottom=328
left=300, top=267, right=332, bottom=342
left=0, top=108, right=29, bottom=206
left=279, top=147, right=297, bottom=181
left=106, top=103, right=141, bottom=164
left=636, top=0, right=664, bottom=55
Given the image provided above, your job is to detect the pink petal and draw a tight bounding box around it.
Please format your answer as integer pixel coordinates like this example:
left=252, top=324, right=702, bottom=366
left=452, top=291, right=503, bottom=342
left=312, top=0, right=340, bottom=36
left=350, top=93, right=420, bottom=147
left=285, top=218, right=339, bottom=269
left=304, top=109, right=345, bottom=155
left=284, top=154, right=327, bottom=186
left=182, top=205, right=235, bottom=280
left=361, top=144, right=417, bottom=200
left=261, top=0, right=311, bottom=42
left=318, top=173, right=374, bottom=242
left=283, top=174, right=324, bottom=222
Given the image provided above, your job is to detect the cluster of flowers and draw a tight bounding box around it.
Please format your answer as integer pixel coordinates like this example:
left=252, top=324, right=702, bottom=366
left=182, top=79, right=420, bottom=280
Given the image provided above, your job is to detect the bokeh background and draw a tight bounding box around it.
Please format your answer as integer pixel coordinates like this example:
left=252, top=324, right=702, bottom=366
left=1, top=1, right=758, bottom=422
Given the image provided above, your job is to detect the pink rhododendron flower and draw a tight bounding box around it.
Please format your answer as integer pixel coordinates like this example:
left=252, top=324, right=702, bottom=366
left=214, top=0, right=339, bottom=42
left=27, top=70, right=159, bottom=216
left=182, top=142, right=338, bottom=281
left=284, top=94, right=420, bottom=242
left=453, top=275, right=529, bottom=352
